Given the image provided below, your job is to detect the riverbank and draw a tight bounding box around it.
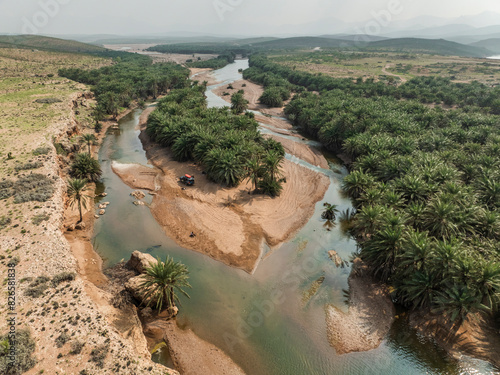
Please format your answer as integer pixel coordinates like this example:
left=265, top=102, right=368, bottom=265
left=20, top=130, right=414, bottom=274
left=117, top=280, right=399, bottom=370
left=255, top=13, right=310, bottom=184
left=112, top=90, right=330, bottom=273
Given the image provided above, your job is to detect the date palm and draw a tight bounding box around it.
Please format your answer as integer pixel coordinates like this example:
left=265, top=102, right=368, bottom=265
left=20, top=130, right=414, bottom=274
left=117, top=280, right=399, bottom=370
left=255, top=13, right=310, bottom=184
left=432, top=285, right=488, bottom=328
left=67, top=178, right=91, bottom=223
left=139, top=256, right=191, bottom=313
left=70, top=153, right=102, bottom=183
left=80, top=133, right=97, bottom=155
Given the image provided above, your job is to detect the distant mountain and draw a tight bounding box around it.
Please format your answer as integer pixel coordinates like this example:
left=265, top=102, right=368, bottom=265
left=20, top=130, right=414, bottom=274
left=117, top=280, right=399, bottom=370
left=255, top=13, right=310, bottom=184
left=367, top=38, right=492, bottom=57
left=0, top=35, right=106, bottom=53
left=250, top=36, right=351, bottom=49
left=470, top=38, right=500, bottom=54
left=321, top=34, right=389, bottom=42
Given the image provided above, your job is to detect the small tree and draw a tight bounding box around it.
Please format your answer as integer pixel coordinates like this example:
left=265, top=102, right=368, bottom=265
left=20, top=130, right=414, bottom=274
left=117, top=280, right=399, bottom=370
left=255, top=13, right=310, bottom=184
left=231, top=90, right=249, bottom=114
left=67, top=178, right=91, bottom=223
left=139, top=256, right=191, bottom=314
left=70, top=153, right=102, bottom=183
left=80, top=133, right=97, bottom=155
left=322, top=203, right=340, bottom=221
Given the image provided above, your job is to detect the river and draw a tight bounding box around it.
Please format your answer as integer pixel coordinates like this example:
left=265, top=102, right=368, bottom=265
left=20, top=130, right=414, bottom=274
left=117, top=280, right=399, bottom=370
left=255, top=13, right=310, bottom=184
left=93, top=60, right=499, bottom=375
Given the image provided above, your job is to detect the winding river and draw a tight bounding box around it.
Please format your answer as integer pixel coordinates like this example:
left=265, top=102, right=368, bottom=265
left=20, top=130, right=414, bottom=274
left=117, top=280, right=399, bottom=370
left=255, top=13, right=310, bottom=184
left=93, top=60, right=498, bottom=375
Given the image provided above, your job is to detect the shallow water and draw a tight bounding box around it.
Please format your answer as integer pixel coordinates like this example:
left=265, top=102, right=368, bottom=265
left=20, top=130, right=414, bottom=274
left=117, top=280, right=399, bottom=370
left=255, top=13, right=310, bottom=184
left=93, top=60, right=499, bottom=375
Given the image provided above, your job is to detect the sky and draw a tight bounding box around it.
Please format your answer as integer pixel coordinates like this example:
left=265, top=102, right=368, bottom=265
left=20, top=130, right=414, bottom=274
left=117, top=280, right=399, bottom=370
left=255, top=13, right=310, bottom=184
left=1, top=0, right=500, bottom=36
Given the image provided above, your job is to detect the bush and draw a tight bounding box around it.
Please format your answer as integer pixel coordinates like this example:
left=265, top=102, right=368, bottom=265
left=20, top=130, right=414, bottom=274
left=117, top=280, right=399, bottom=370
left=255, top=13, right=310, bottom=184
left=32, top=213, right=50, bottom=225
left=25, top=276, right=50, bottom=298
left=35, top=98, right=61, bottom=104
left=52, top=272, right=76, bottom=286
left=55, top=333, right=70, bottom=348
left=0, top=180, right=14, bottom=200
left=13, top=174, right=54, bottom=204
left=90, top=345, right=109, bottom=368
left=0, top=329, right=36, bottom=374
left=32, top=147, right=51, bottom=156
left=0, top=216, right=11, bottom=229
left=70, top=340, right=84, bottom=355
left=15, top=162, right=43, bottom=172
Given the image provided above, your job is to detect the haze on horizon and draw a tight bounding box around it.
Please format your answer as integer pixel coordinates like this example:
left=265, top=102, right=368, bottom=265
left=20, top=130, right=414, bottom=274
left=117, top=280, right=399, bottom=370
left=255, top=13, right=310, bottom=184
left=1, top=0, right=500, bottom=37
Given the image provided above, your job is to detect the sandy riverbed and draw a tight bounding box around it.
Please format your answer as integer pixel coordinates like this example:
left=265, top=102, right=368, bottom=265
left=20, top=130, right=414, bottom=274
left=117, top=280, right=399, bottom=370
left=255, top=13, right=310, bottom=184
left=112, top=87, right=330, bottom=273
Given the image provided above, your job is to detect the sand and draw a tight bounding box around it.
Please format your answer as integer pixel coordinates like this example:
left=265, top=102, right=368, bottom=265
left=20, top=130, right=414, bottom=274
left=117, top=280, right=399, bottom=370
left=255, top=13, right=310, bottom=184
left=325, top=261, right=395, bottom=354
left=114, top=133, right=330, bottom=273
left=143, top=320, right=246, bottom=375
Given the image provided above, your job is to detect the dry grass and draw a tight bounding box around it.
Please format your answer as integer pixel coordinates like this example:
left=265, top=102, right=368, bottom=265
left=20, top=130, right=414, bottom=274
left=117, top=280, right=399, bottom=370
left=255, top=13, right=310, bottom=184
left=271, top=51, right=500, bottom=85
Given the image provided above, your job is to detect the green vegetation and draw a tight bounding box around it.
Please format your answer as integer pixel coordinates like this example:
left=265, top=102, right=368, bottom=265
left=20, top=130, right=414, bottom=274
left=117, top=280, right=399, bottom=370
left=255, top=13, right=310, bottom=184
left=66, top=178, right=92, bottom=223
left=79, top=133, right=97, bottom=154
left=147, top=85, right=285, bottom=194
left=0, top=174, right=54, bottom=204
left=187, top=51, right=235, bottom=69
left=230, top=90, right=249, bottom=114
left=367, top=38, right=491, bottom=57
left=70, top=154, right=102, bottom=183
left=0, top=35, right=106, bottom=54
left=277, top=59, right=500, bottom=325
left=247, top=55, right=500, bottom=114
left=0, top=329, right=36, bottom=375
left=59, top=53, right=189, bottom=116
left=139, top=256, right=191, bottom=313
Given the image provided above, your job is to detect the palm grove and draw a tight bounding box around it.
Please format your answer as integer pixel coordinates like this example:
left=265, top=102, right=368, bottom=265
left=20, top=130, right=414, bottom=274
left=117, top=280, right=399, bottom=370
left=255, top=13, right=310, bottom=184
left=245, top=54, right=500, bottom=327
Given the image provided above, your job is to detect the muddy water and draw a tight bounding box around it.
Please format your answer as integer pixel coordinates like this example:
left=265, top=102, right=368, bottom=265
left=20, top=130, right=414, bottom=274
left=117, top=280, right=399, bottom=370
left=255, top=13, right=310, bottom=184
left=93, top=60, right=499, bottom=374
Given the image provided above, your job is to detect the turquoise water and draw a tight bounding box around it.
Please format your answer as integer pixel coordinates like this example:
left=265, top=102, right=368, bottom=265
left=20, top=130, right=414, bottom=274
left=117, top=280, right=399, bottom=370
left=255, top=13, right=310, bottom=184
left=93, top=61, right=499, bottom=375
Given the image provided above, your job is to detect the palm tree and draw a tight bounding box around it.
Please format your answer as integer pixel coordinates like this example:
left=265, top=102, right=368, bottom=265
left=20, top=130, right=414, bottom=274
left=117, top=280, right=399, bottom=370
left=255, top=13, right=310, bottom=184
left=80, top=133, right=97, bottom=155
left=231, top=91, right=249, bottom=114
left=399, top=230, right=432, bottom=273
left=66, top=178, right=91, bottom=223
left=432, top=285, right=488, bottom=328
left=264, top=150, right=283, bottom=183
left=353, top=205, right=385, bottom=236
left=245, top=157, right=263, bottom=193
left=70, top=153, right=102, bottom=183
left=139, top=256, right=191, bottom=313
left=472, top=261, right=500, bottom=310
left=321, top=203, right=340, bottom=220
left=397, top=270, right=440, bottom=309
left=342, top=170, right=375, bottom=201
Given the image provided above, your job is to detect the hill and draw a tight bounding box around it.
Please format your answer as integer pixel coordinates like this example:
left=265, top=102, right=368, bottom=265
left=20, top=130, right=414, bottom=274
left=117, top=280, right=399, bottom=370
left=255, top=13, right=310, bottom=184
left=0, top=35, right=106, bottom=54
left=367, top=38, right=492, bottom=57
left=470, top=38, right=500, bottom=54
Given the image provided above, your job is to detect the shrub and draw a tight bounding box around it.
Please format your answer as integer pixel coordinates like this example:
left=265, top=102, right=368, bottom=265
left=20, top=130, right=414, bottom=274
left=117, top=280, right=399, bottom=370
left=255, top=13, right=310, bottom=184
left=35, top=98, right=61, bottom=104
left=13, top=174, right=54, bottom=204
left=52, top=272, right=76, bottom=286
left=0, top=329, right=36, bottom=374
left=25, top=276, right=50, bottom=298
left=70, top=340, right=84, bottom=355
left=15, top=162, right=43, bottom=172
left=55, top=333, right=70, bottom=348
left=32, top=147, right=51, bottom=156
left=32, top=213, right=50, bottom=225
left=0, top=180, right=14, bottom=200
left=90, top=345, right=109, bottom=368
left=0, top=216, right=11, bottom=229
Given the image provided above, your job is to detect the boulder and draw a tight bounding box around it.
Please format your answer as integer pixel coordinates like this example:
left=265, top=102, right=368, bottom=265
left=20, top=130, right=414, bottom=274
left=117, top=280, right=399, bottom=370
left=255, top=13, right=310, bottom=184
left=99, top=209, right=106, bottom=215
left=328, top=250, right=344, bottom=268
left=66, top=224, right=75, bottom=232
left=75, top=222, right=86, bottom=230
left=131, top=190, right=146, bottom=200
left=126, top=250, right=158, bottom=274
left=101, top=192, right=108, bottom=197
left=125, top=275, right=147, bottom=302
left=133, top=200, right=145, bottom=206
left=94, top=215, right=100, bottom=219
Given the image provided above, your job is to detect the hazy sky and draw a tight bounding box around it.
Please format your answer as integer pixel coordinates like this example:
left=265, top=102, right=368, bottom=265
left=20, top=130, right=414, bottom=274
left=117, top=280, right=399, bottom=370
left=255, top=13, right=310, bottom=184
left=1, top=0, right=500, bottom=36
